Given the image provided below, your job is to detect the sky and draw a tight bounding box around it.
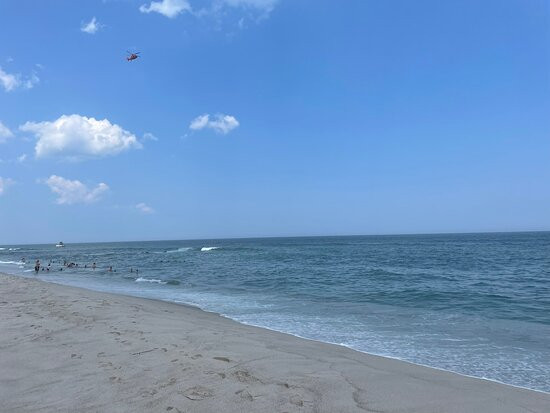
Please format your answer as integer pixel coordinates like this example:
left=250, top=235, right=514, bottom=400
left=0, top=0, right=549, bottom=244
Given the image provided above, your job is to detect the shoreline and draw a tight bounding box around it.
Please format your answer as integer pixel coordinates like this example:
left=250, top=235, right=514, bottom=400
left=1, top=272, right=548, bottom=412
left=233, top=319, right=550, bottom=396
left=6, top=268, right=549, bottom=396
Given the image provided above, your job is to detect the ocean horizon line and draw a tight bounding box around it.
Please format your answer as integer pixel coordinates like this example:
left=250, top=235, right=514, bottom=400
left=2, top=229, right=550, bottom=247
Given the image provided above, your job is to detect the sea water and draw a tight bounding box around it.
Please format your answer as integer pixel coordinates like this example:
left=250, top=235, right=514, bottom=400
left=1, top=232, right=549, bottom=392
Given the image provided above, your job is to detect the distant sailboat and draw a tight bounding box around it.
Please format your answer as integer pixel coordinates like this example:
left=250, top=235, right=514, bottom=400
left=55, top=241, right=65, bottom=248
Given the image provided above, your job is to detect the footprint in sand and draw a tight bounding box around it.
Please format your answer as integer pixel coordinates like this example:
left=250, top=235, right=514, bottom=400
left=290, top=395, right=312, bottom=407
left=290, top=396, right=303, bottom=407
left=233, top=370, right=261, bottom=384
left=213, top=356, right=231, bottom=363
left=235, top=389, right=254, bottom=401
left=181, top=386, right=214, bottom=400
left=140, top=389, right=158, bottom=397
left=158, top=378, right=177, bottom=389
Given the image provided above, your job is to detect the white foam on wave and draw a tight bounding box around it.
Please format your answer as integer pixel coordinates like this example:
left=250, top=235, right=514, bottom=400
left=201, top=247, right=219, bottom=252
left=166, top=247, right=192, bottom=253
left=0, top=260, right=24, bottom=265
left=135, top=277, right=167, bottom=285
left=9, top=248, right=21, bottom=251
left=0, top=248, right=5, bottom=250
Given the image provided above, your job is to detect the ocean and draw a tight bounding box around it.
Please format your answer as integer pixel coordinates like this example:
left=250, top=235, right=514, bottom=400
left=1, top=232, right=549, bottom=392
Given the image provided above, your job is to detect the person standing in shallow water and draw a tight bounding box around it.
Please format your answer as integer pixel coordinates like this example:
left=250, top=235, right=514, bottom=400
left=34, top=260, right=40, bottom=272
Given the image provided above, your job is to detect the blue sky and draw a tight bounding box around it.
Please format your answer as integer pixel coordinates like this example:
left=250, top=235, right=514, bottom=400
left=0, top=0, right=549, bottom=244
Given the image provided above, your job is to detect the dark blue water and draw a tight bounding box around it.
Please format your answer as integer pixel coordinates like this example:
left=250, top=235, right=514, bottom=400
left=1, top=232, right=549, bottom=392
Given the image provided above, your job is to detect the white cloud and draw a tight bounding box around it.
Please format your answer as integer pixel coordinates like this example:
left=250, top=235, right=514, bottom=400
left=17, top=154, right=27, bottom=163
left=139, top=0, right=191, bottom=18
left=44, top=175, right=109, bottom=205
left=0, top=66, right=39, bottom=92
left=23, top=73, right=39, bottom=89
left=0, top=67, right=20, bottom=92
left=20, top=114, right=142, bottom=160
left=143, top=132, right=158, bottom=141
left=190, top=114, right=209, bottom=130
left=136, top=202, right=155, bottom=214
left=0, top=177, right=14, bottom=195
left=81, top=17, right=101, bottom=34
left=0, top=121, right=14, bottom=143
left=189, top=113, right=239, bottom=134
left=139, top=0, right=278, bottom=21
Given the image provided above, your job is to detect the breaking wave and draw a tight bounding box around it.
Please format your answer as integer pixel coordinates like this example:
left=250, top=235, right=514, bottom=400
left=166, top=247, right=192, bottom=254
left=135, top=277, right=167, bottom=285
left=0, top=260, right=24, bottom=265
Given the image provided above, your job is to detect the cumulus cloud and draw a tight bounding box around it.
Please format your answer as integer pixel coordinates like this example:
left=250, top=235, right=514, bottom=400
left=189, top=114, right=209, bottom=130
left=20, top=114, right=142, bottom=160
left=44, top=175, right=109, bottom=205
left=0, top=66, right=39, bottom=92
left=81, top=17, right=101, bottom=34
left=136, top=202, right=155, bottom=214
left=189, top=113, right=239, bottom=134
left=0, top=177, right=14, bottom=195
left=139, top=0, right=192, bottom=18
left=0, top=120, right=14, bottom=143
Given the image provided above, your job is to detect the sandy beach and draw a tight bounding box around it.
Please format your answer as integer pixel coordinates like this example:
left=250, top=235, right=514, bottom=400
left=0, top=273, right=548, bottom=413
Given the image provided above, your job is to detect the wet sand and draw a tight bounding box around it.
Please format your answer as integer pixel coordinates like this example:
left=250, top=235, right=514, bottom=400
left=1, top=272, right=548, bottom=412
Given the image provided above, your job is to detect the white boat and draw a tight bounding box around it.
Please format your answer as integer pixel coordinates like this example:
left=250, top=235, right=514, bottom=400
left=55, top=242, right=65, bottom=248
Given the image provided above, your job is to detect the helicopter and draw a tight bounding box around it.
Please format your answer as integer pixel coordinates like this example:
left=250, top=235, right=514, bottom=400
left=126, top=51, right=140, bottom=62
